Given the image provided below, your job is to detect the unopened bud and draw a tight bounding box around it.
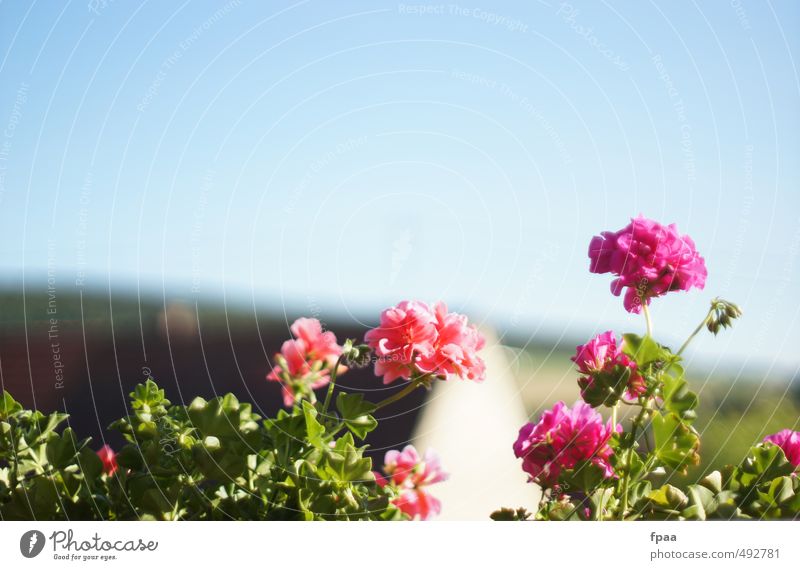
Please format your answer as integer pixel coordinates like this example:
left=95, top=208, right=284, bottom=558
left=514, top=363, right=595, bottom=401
left=707, top=298, right=742, bottom=335
left=342, top=339, right=372, bottom=368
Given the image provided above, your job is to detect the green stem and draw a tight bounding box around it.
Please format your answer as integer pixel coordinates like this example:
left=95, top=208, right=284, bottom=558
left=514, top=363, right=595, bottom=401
left=321, top=355, right=346, bottom=418
left=375, top=378, right=426, bottom=410
left=536, top=488, right=549, bottom=517
left=611, top=403, right=618, bottom=428
left=619, top=403, right=651, bottom=520
left=676, top=306, right=715, bottom=356
left=642, top=303, right=653, bottom=337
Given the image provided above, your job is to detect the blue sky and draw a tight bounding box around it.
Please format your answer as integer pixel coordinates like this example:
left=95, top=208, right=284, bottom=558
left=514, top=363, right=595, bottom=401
left=0, top=1, right=798, bottom=376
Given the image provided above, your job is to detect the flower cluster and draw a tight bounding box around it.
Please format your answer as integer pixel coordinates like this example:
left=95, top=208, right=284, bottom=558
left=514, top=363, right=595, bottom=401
left=377, top=445, right=449, bottom=520
left=571, top=331, right=646, bottom=407
left=513, top=401, right=619, bottom=488
left=763, top=430, right=800, bottom=467
left=588, top=215, right=707, bottom=313
left=364, top=301, right=486, bottom=384
left=266, top=317, right=344, bottom=406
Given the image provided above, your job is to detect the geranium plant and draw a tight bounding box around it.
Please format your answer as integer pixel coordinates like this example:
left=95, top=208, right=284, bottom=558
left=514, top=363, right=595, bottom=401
left=0, top=301, right=480, bottom=520
left=493, top=216, right=800, bottom=521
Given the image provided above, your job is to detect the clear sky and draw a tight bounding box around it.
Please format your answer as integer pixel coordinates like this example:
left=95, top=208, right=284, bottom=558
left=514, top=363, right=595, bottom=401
left=1, top=1, right=798, bottom=376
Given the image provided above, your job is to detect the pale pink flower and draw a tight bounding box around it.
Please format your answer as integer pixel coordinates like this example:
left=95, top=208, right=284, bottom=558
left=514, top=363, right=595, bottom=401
left=513, top=401, right=619, bottom=487
left=97, top=444, right=118, bottom=476
left=380, top=445, right=448, bottom=520
left=266, top=318, right=343, bottom=406
left=572, top=331, right=646, bottom=401
left=290, top=317, right=341, bottom=365
left=383, top=445, right=449, bottom=487
left=365, top=300, right=486, bottom=384
left=763, top=430, right=800, bottom=467
left=588, top=216, right=707, bottom=313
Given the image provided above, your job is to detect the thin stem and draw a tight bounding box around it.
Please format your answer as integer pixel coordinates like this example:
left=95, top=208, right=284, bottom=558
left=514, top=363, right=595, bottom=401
left=619, top=403, right=651, bottom=520
left=375, top=379, right=423, bottom=410
left=321, top=355, right=345, bottom=417
left=676, top=307, right=714, bottom=357
left=536, top=487, right=549, bottom=517
left=611, top=403, right=618, bottom=429
left=642, top=303, right=653, bottom=337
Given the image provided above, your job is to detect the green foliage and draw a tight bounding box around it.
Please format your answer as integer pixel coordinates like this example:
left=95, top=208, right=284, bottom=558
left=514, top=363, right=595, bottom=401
left=336, top=392, right=378, bottom=440
left=0, top=379, right=398, bottom=521
left=651, top=411, right=700, bottom=473
left=637, top=444, right=800, bottom=520
left=0, top=392, right=104, bottom=520
left=621, top=333, right=665, bottom=367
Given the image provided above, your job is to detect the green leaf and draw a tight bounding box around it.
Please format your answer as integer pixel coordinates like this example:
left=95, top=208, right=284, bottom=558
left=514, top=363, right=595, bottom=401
left=651, top=411, right=700, bottom=473
left=622, top=333, right=667, bottom=367
left=325, top=433, right=372, bottom=482
left=45, top=428, right=81, bottom=469
left=661, top=365, right=698, bottom=422
left=78, top=447, right=104, bottom=481
left=336, top=392, right=378, bottom=440
left=736, top=444, right=795, bottom=488
left=699, top=470, right=723, bottom=494
left=647, top=484, right=688, bottom=510
left=39, top=411, right=70, bottom=440
left=684, top=484, right=716, bottom=520
left=302, top=401, right=326, bottom=449
left=0, top=392, right=23, bottom=418
left=116, top=444, right=144, bottom=470
left=130, top=379, right=170, bottom=417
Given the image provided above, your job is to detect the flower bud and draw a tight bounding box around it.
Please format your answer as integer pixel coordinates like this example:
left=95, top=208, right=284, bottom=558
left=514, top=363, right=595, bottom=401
left=341, top=339, right=372, bottom=369
left=707, top=298, right=742, bottom=335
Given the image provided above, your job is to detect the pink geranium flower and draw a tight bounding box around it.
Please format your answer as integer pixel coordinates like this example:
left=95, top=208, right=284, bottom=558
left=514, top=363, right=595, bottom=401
left=393, top=488, right=442, bottom=521
left=97, top=445, right=118, bottom=476
left=763, top=430, right=800, bottom=467
left=266, top=318, right=343, bottom=406
left=513, top=401, right=619, bottom=488
left=417, top=302, right=486, bottom=383
left=365, top=301, right=486, bottom=384
left=289, top=317, right=342, bottom=365
left=364, top=301, right=438, bottom=384
left=379, top=445, right=449, bottom=520
left=588, top=216, right=707, bottom=313
left=572, top=331, right=646, bottom=401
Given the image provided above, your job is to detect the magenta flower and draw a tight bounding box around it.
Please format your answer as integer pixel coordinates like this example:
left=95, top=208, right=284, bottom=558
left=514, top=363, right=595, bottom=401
left=588, top=216, right=707, bottom=313
left=763, top=430, right=800, bottom=467
left=266, top=318, right=344, bottom=406
left=513, top=401, right=619, bottom=488
left=365, top=300, right=486, bottom=384
left=379, top=445, right=449, bottom=520
left=572, top=331, right=646, bottom=403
